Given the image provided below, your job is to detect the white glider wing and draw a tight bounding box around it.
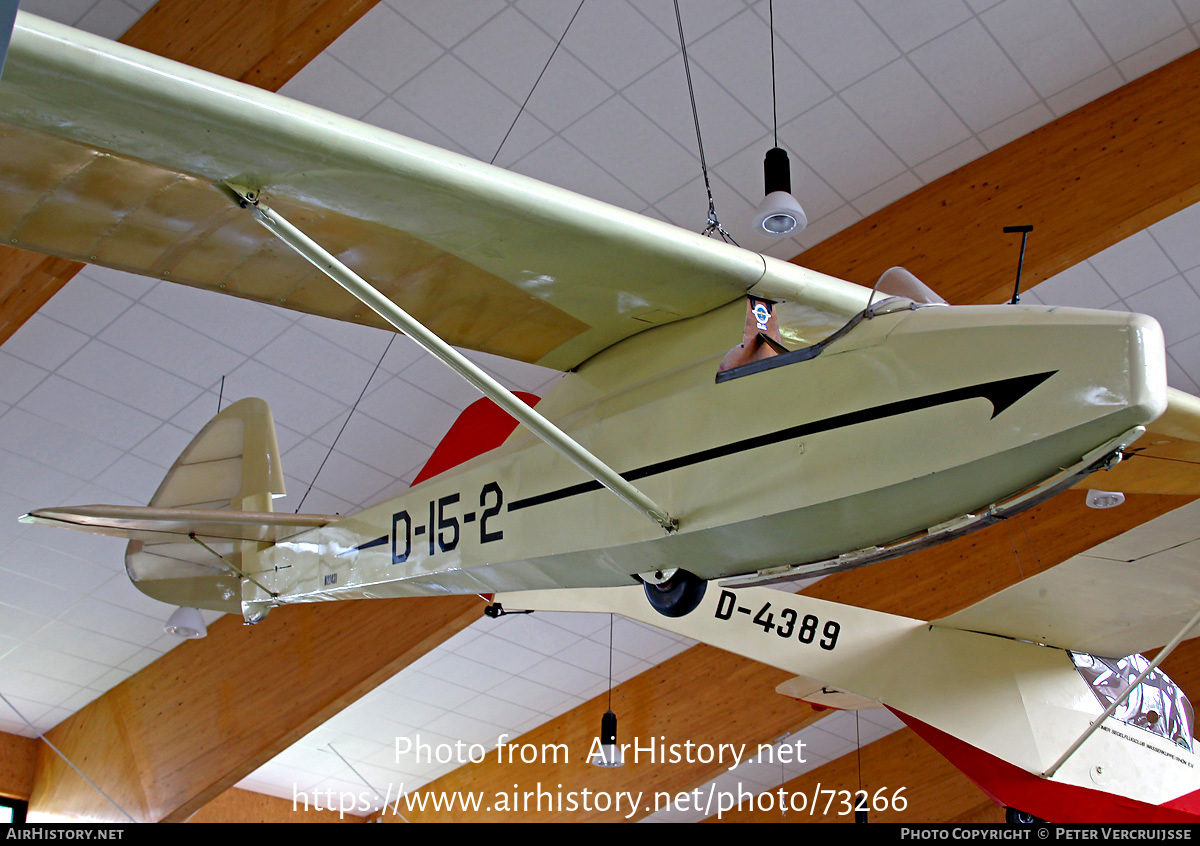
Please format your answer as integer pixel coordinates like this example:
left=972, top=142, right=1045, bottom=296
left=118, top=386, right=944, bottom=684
left=0, top=13, right=868, bottom=371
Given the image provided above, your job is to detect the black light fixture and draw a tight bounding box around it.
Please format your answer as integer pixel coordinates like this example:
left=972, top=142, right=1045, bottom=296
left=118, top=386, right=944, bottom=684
left=754, top=147, right=806, bottom=235
left=591, top=709, right=623, bottom=768
left=753, top=0, right=806, bottom=237
left=591, top=613, right=624, bottom=767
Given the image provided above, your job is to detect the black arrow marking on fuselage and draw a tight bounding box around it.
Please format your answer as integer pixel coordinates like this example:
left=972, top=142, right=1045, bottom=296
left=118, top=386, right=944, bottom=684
left=505, top=370, right=1057, bottom=513
left=342, top=534, right=388, bottom=556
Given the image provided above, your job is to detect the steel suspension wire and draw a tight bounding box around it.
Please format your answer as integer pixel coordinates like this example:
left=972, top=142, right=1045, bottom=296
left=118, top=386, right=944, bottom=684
left=491, top=0, right=586, bottom=166
left=296, top=334, right=395, bottom=514
left=672, top=0, right=738, bottom=245
left=770, top=0, right=778, bottom=148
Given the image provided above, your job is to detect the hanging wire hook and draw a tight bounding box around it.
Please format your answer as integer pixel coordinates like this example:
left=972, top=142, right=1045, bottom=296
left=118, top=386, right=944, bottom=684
left=673, top=0, right=739, bottom=246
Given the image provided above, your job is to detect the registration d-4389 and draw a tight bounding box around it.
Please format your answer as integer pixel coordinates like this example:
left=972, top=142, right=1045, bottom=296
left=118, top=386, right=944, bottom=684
left=714, top=589, right=840, bottom=651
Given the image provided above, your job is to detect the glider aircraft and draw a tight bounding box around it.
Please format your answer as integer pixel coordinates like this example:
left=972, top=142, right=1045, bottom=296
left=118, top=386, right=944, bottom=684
left=7, top=13, right=1200, bottom=822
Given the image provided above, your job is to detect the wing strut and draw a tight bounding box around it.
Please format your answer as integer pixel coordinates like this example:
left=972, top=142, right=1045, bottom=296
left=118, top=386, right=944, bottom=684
left=226, top=185, right=678, bottom=534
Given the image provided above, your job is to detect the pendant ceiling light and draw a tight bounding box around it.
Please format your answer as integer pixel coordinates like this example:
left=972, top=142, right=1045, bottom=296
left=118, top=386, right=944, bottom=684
left=591, top=614, right=624, bottom=767
left=164, top=606, right=206, bottom=639
left=753, top=1, right=806, bottom=237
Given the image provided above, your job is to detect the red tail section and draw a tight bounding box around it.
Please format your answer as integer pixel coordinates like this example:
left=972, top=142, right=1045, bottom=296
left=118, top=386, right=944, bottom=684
left=411, top=393, right=541, bottom=487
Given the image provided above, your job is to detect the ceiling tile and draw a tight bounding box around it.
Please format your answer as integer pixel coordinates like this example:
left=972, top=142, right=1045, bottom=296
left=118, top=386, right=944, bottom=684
left=910, top=19, right=1038, bottom=132
left=913, top=135, right=987, bottom=183
left=59, top=340, right=201, bottom=421
left=1073, top=0, right=1186, bottom=62
left=0, top=408, right=121, bottom=482
left=29, top=619, right=143, bottom=668
left=852, top=171, right=923, bottom=217
left=139, top=280, right=295, bottom=358
left=1125, top=275, right=1200, bottom=345
left=74, top=0, right=141, bottom=40
left=1169, top=332, right=1200, bottom=388
left=257, top=324, right=381, bottom=407
left=1179, top=0, right=1200, bottom=22
left=311, top=413, right=424, bottom=480
left=1088, top=231, right=1178, bottom=298
left=100, top=304, right=247, bottom=390
left=17, top=0, right=97, bottom=26
left=842, top=59, right=971, bottom=166
left=395, top=54, right=521, bottom=160
left=560, top=0, right=677, bottom=92
left=278, top=52, right=386, bottom=121
left=0, top=352, right=47, bottom=406
left=2, top=538, right=114, bottom=597
left=770, top=0, right=899, bottom=92
left=793, top=203, right=863, bottom=253
left=453, top=5, right=557, bottom=102
left=562, top=96, right=697, bottom=205
left=1167, top=350, right=1200, bottom=393
left=0, top=567, right=75, bottom=622
left=690, top=5, right=831, bottom=131
left=19, top=375, right=160, bottom=451
left=38, top=274, right=133, bottom=336
left=858, top=0, right=973, bottom=52
left=509, top=136, right=647, bottom=212
left=0, top=664, right=82, bottom=710
left=0, top=603, right=51, bottom=641
left=220, top=359, right=349, bottom=437
left=636, top=0, right=745, bottom=43
left=1029, top=261, right=1119, bottom=310
left=980, top=0, right=1108, bottom=97
left=1045, top=66, right=1124, bottom=117
left=329, top=4, right=444, bottom=93
left=128, top=422, right=193, bottom=470
left=978, top=102, right=1053, bottom=150
left=359, top=374, right=458, bottom=449
left=624, top=57, right=763, bottom=175
left=390, top=0, right=508, bottom=49
left=515, top=0, right=585, bottom=36
left=2, top=314, right=89, bottom=372
left=91, top=452, right=168, bottom=504
left=780, top=98, right=905, bottom=202
left=1149, top=202, right=1200, bottom=273
left=516, top=48, right=614, bottom=135
left=1117, top=29, right=1199, bottom=82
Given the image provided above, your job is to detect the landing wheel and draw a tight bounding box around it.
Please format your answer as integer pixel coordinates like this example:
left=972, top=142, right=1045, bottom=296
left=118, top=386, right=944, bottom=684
left=643, top=569, right=706, bottom=618
left=1005, top=807, right=1043, bottom=824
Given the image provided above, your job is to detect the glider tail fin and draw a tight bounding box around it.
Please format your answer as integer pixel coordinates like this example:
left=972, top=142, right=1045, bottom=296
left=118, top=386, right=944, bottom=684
left=124, top=397, right=286, bottom=616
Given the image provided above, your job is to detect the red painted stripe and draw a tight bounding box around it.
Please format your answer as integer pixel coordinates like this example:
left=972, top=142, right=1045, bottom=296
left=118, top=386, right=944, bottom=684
left=411, top=393, right=541, bottom=488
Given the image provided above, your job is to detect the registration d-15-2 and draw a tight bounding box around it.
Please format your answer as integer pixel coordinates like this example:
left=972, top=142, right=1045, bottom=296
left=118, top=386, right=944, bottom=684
left=391, top=481, right=506, bottom=563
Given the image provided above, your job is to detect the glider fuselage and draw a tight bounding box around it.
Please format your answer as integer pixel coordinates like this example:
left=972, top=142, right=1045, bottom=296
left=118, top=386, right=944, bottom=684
left=242, top=298, right=1166, bottom=617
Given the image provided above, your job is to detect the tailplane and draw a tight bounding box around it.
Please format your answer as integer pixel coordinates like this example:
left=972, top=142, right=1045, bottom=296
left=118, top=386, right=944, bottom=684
left=22, top=398, right=335, bottom=616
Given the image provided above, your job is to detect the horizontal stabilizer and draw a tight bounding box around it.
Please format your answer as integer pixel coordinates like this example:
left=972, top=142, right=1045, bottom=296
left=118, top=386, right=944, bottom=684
left=20, top=505, right=334, bottom=544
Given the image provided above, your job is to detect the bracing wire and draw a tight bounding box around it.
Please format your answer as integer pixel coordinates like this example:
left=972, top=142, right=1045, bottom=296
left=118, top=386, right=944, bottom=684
left=296, top=335, right=395, bottom=513
left=491, top=0, right=586, bottom=166
left=672, top=0, right=738, bottom=245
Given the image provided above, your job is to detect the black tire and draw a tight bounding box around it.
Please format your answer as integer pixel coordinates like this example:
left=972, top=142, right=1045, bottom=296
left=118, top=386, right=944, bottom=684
left=1005, top=807, right=1042, bottom=824
left=643, top=569, right=707, bottom=618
